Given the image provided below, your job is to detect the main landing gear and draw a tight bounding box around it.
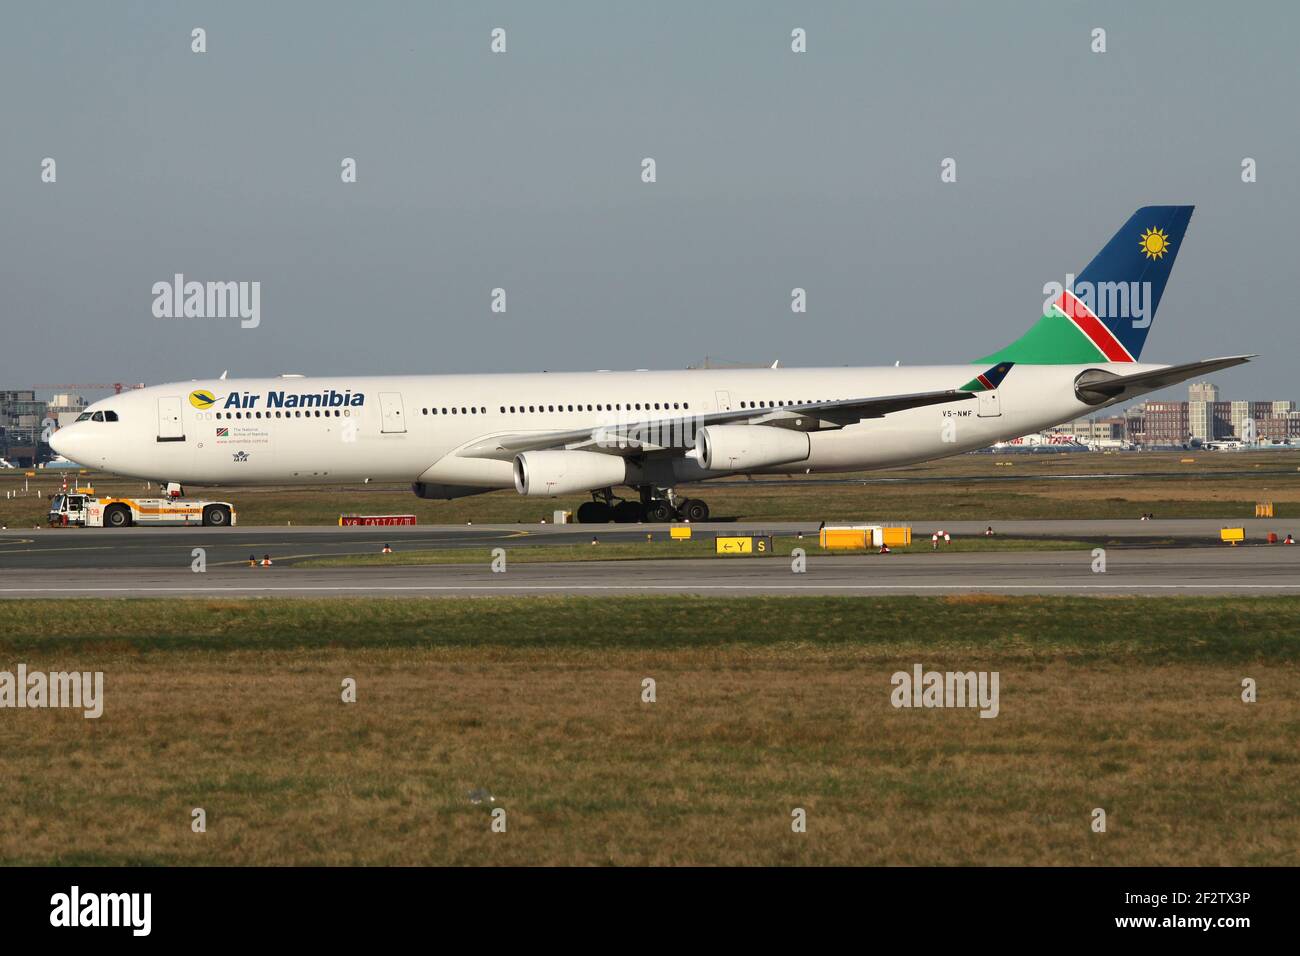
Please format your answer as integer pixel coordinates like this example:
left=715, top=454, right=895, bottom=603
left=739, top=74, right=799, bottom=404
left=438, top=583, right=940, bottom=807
left=574, top=487, right=710, bottom=524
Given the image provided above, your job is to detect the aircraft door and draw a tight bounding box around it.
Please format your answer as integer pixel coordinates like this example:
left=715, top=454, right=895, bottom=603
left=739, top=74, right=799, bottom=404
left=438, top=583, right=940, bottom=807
left=714, top=390, right=733, bottom=412
left=379, top=392, right=407, bottom=433
left=157, top=396, right=185, bottom=441
left=977, top=390, right=1002, bottom=418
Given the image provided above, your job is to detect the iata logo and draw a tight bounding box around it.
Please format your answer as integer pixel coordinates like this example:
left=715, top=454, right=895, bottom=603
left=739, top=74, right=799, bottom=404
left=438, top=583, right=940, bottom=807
left=189, top=390, right=217, bottom=410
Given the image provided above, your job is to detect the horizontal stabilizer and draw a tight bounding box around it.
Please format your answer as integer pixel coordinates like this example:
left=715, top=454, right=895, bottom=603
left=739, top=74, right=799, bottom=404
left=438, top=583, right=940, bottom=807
left=1074, top=355, right=1254, bottom=405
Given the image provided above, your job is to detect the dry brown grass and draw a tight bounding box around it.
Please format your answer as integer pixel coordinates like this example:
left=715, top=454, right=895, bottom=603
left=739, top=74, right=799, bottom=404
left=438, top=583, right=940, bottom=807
left=2, top=642, right=1295, bottom=866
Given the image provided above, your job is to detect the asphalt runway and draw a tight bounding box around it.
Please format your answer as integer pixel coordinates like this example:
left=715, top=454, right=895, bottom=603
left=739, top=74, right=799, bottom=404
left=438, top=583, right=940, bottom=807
left=1, top=540, right=1297, bottom=597
left=0, top=518, right=1294, bottom=571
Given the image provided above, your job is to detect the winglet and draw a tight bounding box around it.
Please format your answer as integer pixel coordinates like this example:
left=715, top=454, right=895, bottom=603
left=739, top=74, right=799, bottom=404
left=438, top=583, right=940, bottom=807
left=960, top=362, right=1014, bottom=392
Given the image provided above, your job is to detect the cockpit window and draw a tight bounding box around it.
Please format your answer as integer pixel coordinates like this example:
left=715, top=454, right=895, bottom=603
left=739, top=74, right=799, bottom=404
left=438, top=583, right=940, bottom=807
left=103, top=410, right=119, bottom=422
left=76, top=412, right=91, bottom=422
left=91, top=411, right=104, bottom=422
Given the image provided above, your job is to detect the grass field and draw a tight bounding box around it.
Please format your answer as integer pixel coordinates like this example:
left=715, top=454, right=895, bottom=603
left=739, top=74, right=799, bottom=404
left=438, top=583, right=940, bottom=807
left=1, top=597, right=1296, bottom=865
left=5, top=450, right=1298, bottom=528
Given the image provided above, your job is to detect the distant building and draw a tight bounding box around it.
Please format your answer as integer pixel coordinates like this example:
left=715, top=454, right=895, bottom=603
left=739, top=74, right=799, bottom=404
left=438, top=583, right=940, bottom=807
left=1068, top=385, right=1297, bottom=448
left=47, top=393, right=88, bottom=429
left=0, top=390, right=44, bottom=429
left=0, top=390, right=48, bottom=466
left=1140, top=401, right=1190, bottom=445
left=1063, top=416, right=1126, bottom=443
left=47, top=392, right=87, bottom=415
left=1257, top=415, right=1300, bottom=441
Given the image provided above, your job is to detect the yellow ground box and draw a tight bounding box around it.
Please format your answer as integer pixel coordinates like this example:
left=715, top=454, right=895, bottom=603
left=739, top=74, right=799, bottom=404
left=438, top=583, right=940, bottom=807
left=820, top=528, right=867, bottom=550
left=1220, top=527, right=1245, bottom=543
left=670, top=525, right=692, bottom=540
left=882, top=526, right=912, bottom=547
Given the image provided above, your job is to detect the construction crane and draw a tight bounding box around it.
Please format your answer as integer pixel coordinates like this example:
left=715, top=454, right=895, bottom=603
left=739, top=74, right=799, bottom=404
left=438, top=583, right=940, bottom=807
left=33, top=382, right=145, bottom=395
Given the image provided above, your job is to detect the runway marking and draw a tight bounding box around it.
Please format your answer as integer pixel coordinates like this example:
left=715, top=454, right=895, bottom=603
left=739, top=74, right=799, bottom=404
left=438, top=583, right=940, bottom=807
left=5, top=584, right=1300, bottom=594
left=0, top=545, right=115, bottom=554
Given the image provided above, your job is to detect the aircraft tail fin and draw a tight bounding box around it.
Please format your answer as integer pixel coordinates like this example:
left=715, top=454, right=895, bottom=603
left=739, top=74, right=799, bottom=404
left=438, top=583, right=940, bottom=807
left=978, top=206, right=1194, bottom=365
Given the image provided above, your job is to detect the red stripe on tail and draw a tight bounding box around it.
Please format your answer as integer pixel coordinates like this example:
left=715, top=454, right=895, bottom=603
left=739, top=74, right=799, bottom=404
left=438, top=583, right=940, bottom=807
left=1055, top=292, right=1134, bottom=362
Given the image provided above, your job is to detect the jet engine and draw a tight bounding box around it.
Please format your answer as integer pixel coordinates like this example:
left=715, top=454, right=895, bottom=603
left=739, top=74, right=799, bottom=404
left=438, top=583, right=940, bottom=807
left=696, top=425, right=810, bottom=471
left=513, top=450, right=630, bottom=496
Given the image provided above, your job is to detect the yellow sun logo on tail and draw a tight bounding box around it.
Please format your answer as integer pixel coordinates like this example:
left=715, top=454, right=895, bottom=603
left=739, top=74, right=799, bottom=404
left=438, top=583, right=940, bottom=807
left=1139, top=227, right=1171, bottom=260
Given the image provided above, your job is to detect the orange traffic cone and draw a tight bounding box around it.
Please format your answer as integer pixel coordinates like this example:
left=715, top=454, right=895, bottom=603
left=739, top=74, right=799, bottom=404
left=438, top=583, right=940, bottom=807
left=381, top=543, right=393, bottom=553
left=248, top=554, right=257, bottom=567
left=261, top=554, right=273, bottom=566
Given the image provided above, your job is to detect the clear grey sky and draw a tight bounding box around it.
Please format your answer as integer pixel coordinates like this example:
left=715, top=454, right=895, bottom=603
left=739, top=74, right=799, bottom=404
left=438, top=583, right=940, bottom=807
left=3, top=1, right=1297, bottom=400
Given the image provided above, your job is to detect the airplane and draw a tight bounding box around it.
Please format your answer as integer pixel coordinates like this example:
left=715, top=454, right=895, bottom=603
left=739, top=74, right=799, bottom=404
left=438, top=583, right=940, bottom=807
left=50, top=206, right=1250, bottom=523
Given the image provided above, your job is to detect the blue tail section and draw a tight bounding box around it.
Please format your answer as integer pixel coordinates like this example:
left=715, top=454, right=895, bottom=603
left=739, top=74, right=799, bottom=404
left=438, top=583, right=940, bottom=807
left=1073, top=205, right=1193, bottom=361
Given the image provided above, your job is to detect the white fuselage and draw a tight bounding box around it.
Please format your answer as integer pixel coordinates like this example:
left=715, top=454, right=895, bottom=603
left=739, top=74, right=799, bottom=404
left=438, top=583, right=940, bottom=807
left=51, top=364, right=1135, bottom=493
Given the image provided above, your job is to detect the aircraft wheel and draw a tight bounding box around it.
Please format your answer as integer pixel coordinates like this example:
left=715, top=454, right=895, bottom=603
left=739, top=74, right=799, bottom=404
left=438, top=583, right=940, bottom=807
left=612, top=500, right=642, bottom=523
left=644, top=500, right=675, bottom=523
left=576, top=501, right=612, bottom=523
left=679, top=499, right=709, bottom=522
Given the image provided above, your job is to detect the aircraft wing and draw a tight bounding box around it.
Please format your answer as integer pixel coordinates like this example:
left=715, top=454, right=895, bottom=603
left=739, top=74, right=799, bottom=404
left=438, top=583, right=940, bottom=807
left=455, top=387, right=978, bottom=460
left=1074, top=355, right=1254, bottom=404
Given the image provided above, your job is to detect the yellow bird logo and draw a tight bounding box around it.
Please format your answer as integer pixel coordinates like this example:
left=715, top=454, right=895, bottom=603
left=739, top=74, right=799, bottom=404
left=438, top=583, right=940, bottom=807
left=189, top=390, right=217, bottom=410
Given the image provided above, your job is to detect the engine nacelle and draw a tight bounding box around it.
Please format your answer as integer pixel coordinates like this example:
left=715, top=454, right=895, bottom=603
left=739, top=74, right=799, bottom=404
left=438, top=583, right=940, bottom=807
left=696, top=425, right=810, bottom=471
left=513, top=450, right=630, bottom=496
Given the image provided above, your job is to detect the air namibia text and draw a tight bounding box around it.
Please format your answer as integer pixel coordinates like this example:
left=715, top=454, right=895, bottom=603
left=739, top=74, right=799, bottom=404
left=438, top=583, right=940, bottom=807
left=221, top=389, right=366, bottom=409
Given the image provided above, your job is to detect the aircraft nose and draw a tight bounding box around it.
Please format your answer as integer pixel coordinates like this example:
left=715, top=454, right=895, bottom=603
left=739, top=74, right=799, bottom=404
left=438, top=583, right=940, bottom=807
left=49, top=426, right=85, bottom=463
